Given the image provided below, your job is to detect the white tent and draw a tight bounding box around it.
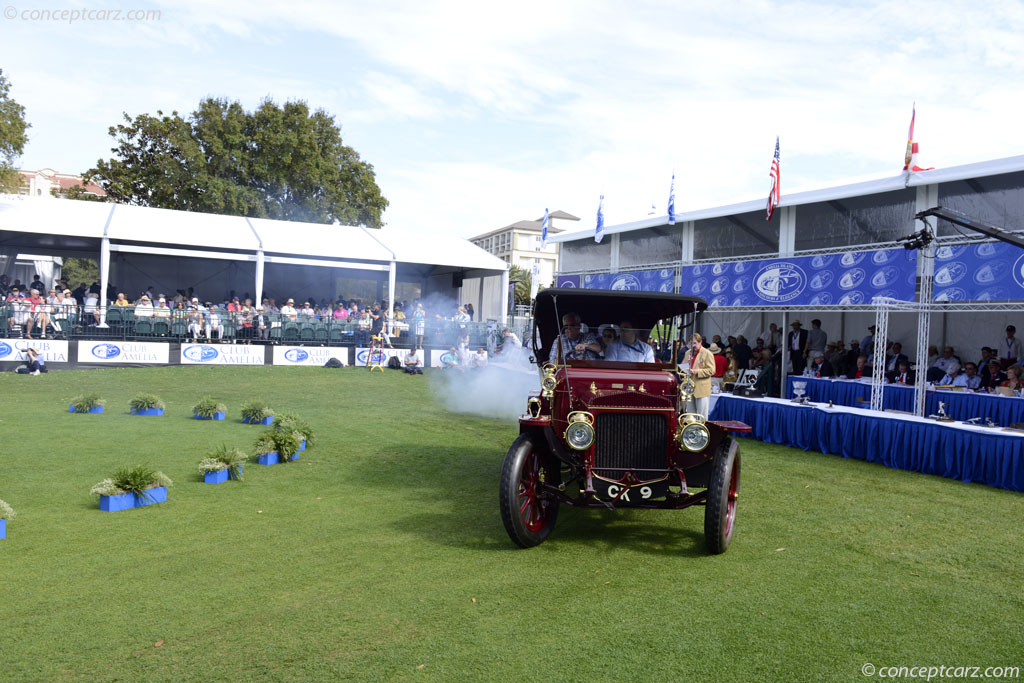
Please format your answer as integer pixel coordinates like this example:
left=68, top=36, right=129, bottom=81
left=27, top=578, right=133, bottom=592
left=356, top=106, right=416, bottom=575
left=0, top=197, right=510, bottom=323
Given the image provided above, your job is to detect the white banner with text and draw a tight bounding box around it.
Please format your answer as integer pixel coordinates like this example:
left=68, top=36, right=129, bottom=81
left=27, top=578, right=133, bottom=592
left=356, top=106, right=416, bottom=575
left=0, top=338, right=69, bottom=363
left=272, top=346, right=348, bottom=366
left=180, top=343, right=265, bottom=365
left=78, top=341, right=170, bottom=364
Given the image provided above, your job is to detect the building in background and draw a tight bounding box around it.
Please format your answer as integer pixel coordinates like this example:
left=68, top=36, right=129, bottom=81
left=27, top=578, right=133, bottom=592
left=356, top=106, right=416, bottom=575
left=470, top=210, right=578, bottom=289
left=16, top=168, right=107, bottom=199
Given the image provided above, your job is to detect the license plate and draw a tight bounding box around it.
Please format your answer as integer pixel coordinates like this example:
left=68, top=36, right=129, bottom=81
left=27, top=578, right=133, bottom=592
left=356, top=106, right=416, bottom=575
left=594, top=476, right=670, bottom=503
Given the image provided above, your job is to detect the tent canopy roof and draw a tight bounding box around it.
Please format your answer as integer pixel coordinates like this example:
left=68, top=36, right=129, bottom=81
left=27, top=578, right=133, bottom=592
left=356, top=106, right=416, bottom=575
left=0, top=197, right=507, bottom=273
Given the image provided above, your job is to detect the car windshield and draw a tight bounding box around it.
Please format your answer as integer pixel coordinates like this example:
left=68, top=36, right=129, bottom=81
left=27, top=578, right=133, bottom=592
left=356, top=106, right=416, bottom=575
left=549, top=319, right=677, bottom=365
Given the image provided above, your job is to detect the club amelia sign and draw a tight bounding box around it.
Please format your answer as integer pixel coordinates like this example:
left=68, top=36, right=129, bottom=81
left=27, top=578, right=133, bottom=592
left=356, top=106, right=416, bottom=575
left=354, top=347, right=403, bottom=367
left=180, top=344, right=265, bottom=365
left=272, top=346, right=347, bottom=366
left=78, top=341, right=170, bottom=364
left=0, top=339, right=68, bottom=363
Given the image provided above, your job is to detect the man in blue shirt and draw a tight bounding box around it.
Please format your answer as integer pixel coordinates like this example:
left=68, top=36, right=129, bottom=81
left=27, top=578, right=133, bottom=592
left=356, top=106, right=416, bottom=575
left=604, top=320, right=655, bottom=363
left=549, top=312, right=600, bottom=363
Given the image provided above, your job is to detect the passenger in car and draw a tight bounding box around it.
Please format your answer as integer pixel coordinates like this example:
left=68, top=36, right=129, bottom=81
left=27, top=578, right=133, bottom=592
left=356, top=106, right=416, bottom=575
left=603, top=320, right=654, bottom=363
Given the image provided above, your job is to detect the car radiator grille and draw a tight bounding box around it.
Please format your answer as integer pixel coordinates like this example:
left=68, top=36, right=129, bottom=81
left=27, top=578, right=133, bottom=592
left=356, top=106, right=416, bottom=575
left=593, top=413, right=667, bottom=472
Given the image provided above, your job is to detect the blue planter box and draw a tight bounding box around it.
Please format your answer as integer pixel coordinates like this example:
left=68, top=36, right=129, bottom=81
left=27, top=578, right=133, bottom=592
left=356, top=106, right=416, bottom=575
left=0, top=518, right=6, bottom=539
left=203, top=465, right=242, bottom=484
left=257, top=452, right=300, bottom=466
left=99, top=486, right=168, bottom=511
left=243, top=415, right=274, bottom=425
left=213, top=411, right=225, bottom=421
left=194, top=411, right=227, bottom=421
left=298, top=440, right=306, bottom=451
left=69, top=404, right=104, bottom=413
left=130, top=407, right=164, bottom=416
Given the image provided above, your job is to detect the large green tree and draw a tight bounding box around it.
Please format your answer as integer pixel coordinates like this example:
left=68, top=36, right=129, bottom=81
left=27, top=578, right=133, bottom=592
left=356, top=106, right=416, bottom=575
left=0, top=69, right=30, bottom=192
left=88, top=97, right=388, bottom=227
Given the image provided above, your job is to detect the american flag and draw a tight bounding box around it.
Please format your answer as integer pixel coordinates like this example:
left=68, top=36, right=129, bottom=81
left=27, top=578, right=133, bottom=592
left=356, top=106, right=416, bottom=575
left=766, top=137, right=780, bottom=221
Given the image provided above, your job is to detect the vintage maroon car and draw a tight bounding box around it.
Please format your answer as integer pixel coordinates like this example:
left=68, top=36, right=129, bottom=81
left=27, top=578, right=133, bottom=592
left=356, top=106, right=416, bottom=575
left=499, top=288, right=750, bottom=553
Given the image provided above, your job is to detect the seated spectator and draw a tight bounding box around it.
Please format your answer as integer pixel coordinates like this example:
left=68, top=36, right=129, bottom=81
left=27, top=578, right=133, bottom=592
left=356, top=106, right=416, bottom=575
left=928, top=346, right=961, bottom=383
left=187, top=303, right=204, bottom=341
left=885, top=342, right=908, bottom=375
left=134, top=295, right=155, bottom=318
left=847, top=354, right=872, bottom=379
left=113, top=292, right=129, bottom=307
left=981, top=360, right=1006, bottom=392
left=958, top=362, right=982, bottom=391
left=751, top=338, right=767, bottom=367
left=207, top=305, right=224, bottom=341
left=25, top=289, right=50, bottom=339
left=723, top=349, right=739, bottom=383
left=83, top=291, right=100, bottom=325
left=471, top=347, right=488, bottom=369
left=1000, top=365, right=1023, bottom=393
left=15, top=347, right=46, bottom=374
left=708, top=343, right=726, bottom=391
left=300, top=302, right=316, bottom=318
left=154, top=296, right=171, bottom=318
left=252, top=306, right=270, bottom=341
left=440, top=346, right=463, bottom=371
left=356, top=310, right=372, bottom=346
left=939, top=365, right=963, bottom=386
left=403, top=348, right=423, bottom=375
left=887, top=359, right=914, bottom=385
left=807, top=351, right=834, bottom=378
left=280, top=298, right=297, bottom=320
left=334, top=304, right=348, bottom=321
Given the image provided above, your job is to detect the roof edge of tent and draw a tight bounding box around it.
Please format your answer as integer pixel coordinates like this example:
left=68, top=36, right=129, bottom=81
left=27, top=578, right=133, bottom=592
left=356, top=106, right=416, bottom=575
left=550, top=153, right=1024, bottom=244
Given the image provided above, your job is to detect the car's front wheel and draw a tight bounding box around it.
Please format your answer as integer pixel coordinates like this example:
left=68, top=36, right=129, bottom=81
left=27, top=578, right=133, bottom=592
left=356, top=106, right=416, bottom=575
left=499, top=433, right=560, bottom=548
left=704, top=437, right=740, bottom=554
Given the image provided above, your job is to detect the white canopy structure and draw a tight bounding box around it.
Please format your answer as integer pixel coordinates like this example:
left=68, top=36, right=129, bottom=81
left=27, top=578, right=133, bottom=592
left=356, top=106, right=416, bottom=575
left=0, top=197, right=510, bottom=324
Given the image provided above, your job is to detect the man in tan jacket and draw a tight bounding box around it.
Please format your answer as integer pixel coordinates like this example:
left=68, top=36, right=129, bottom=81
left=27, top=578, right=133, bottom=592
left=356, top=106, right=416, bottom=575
left=680, top=332, right=717, bottom=417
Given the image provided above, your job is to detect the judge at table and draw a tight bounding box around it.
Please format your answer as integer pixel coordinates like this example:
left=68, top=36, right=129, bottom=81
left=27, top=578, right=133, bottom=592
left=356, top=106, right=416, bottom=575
left=807, top=351, right=834, bottom=378
left=887, top=359, right=914, bottom=385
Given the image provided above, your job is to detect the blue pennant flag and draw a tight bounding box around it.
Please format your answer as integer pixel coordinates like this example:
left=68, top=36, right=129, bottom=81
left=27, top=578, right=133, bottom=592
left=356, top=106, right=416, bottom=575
left=594, top=194, right=605, bottom=243
left=540, top=207, right=549, bottom=249
left=668, top=172, right=676, bottom=225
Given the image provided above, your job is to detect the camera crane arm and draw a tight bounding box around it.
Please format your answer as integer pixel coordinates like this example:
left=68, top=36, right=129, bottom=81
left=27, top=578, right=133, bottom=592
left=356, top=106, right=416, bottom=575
left=915, top=206, right=1024, bottom=250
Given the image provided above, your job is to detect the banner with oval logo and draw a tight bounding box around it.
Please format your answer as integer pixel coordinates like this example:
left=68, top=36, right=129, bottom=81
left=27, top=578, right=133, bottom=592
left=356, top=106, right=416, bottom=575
left=355, top=347, right=403, bottom=367
left=932, top=242, right=1024, bottom=303
left=180, top=343, right=265, bottom=365
left=272, top=346, right=348, bottom=366
left=78, top=341, right=169, bottom=364
left=679, top=247, right=916, bottom=307
left=0, top=339, right=69, bottom=363
left=580, top=269, right=675, bottom=293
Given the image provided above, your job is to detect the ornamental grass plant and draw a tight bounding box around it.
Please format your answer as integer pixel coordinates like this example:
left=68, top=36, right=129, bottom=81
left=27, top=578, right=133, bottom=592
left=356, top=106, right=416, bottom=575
left=69, top=394, right=104, bottom=412
left=198, top=445, right=247, bottom=481
left=253, top=429, right=300, bottom=460
left=192, top=396, right=227, bottom=418
left=272, top=412, right=314, bottom=447
left=129, top=393, right=165, bottom=411
left=90, top=465, right=173, bottom=502
left=0, top=498, right=15, bottom=520
left=240, top=400, right=274, bottom=423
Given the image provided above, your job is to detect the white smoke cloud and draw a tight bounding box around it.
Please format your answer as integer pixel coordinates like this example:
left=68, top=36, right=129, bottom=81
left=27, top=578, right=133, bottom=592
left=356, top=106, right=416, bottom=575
left=430, top=350, right=540, bottom=420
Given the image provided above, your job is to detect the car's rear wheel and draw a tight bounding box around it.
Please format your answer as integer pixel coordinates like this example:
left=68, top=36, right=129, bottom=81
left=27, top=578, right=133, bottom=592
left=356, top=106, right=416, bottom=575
left=704, top=437, right=740, bottom=554
left=500, top=433, right=560, bottom=548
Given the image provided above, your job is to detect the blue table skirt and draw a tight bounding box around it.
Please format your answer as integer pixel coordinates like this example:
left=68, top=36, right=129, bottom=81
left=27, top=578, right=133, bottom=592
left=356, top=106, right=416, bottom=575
left=787, top=376, right=1024, bottom=426
left=712, top=395, right=1024, bottom=492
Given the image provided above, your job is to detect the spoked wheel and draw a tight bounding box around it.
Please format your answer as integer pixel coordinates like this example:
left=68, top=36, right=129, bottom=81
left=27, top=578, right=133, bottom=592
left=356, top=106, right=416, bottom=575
left=705, top=437, right=741, bottom=554
left=499, top=433, right=560, bottom=548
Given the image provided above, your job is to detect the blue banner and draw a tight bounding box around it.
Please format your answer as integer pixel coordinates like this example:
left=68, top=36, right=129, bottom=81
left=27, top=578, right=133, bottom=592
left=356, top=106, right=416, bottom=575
left=581, top=268, right=675, bottom=293
left=682, top=248, right=917, bottom=307
left=933, top=242, right=1024, bottom=302
left=556, top=274, right=580, bottom=288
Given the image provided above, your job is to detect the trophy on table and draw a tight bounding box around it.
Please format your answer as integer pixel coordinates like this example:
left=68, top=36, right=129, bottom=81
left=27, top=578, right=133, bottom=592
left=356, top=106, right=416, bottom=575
left=791, top=380, right=809, bottom=405
left=927, top=401, right=954, bottom=422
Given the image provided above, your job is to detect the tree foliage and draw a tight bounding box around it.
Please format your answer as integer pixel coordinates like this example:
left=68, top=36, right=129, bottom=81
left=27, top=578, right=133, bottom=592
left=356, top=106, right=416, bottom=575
left=509, top=265, right=532, bottom=305
left=62, top=257, right=99, bottom=288
left=0, top=69, right=30, bottom=192
left=88, top=97, right=388, bottom=228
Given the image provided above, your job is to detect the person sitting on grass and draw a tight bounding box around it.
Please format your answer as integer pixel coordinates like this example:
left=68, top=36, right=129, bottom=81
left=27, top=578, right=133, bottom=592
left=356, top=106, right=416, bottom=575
left=440, top=346, right=463, bottom=372
left=15, top=347, right=46, bottom=374
left=403, top=348, right=423, bottom=375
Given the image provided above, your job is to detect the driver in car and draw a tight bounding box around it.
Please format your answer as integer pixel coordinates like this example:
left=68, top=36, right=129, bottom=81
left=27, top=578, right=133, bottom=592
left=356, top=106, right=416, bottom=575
left=549, top=312, right=601, bottom=362
left=603, top=320, right=655, bottom=363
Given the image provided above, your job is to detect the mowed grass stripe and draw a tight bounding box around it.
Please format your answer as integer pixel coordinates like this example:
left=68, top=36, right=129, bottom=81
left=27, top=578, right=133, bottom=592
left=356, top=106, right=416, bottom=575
left=0, top=366, right=1020, bottom=681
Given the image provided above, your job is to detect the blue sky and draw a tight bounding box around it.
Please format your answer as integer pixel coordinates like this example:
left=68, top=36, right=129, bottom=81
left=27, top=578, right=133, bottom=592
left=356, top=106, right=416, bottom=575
left=3, top=0, right=1024, bottom=239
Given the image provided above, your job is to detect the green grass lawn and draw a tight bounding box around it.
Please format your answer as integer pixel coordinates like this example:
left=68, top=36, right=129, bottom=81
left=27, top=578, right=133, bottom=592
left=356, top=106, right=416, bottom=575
left=0, top=366, right=1021, bottom=682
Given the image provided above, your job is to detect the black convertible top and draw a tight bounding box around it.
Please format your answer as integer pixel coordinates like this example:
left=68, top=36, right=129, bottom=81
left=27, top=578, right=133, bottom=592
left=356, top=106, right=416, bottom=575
left=531, top=288, right=707, bottom=361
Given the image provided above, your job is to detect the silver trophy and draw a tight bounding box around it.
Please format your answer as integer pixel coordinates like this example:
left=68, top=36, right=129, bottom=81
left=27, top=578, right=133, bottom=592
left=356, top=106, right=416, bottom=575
left=792, top=380, right=809, bottom=404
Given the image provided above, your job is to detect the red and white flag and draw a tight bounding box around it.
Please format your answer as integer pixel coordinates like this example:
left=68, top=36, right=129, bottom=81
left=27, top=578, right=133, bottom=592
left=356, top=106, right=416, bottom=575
left=766, top=136, right=780, bottom=221
left=903, top=104, right=933, bottom=172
